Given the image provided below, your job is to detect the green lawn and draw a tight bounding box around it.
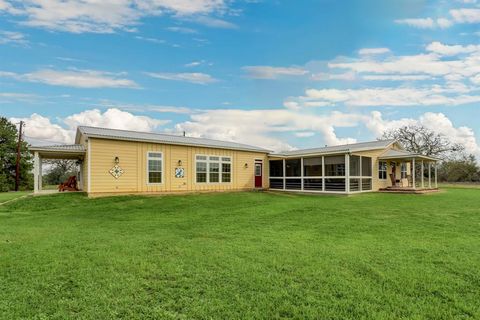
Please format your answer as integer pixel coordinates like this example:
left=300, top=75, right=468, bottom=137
left=0, top=191, right=30, bottom=204
left=1, top=189, right=479, bottom=319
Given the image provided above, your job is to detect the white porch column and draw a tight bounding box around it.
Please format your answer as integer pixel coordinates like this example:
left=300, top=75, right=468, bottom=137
left=435, top=163, right=438, bottom=188
left=282, top=158, right=286, bottom=190
left=421, top=160, right=424, bottom=189
left=33, top=151, right=39, bottom=194
left=38, top=157, right=42, bottom=192
left=300, top=157, right=304, bottom=191
left=345, top=154, right=350, bottom=194
left=428, top=162, right=432, bottom=188
left=412, top=158, right=416, bottom=189
left=321, top=156, right=325, bottom=192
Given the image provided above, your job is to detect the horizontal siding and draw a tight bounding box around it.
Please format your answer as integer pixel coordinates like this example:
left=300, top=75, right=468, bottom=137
left=89, top=138, right=268, bottom=194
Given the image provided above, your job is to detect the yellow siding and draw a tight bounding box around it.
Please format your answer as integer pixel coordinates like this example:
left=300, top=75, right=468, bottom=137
left=352, top=142, right=409, bottom=191
left=88, top=138, right=269, bottom=195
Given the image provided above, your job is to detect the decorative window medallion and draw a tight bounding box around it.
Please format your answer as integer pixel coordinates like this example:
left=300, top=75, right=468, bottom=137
left=109, top=165, right=124, bottom=179
left=175, top=167, right=185, bottom=178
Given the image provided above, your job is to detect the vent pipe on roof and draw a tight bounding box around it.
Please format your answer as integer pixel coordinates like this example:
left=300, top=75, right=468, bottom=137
left=183, top=131, right=186, bottom=137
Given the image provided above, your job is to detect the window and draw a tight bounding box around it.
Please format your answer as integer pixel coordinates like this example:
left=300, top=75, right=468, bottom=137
left=196, top=155, right=231, bottom=183
left=147, top=152, right=163, bottom=183
left=324, top=156, right=345, bottom=176
left=269, top=160, right=283, bottom=177
left=401, top=163, right=407, bottom=179
left=303, top=157, right=322, bottom=176
left=378, top=161, right=387, bottom=180
left=285, top=159, right=301, bottom=177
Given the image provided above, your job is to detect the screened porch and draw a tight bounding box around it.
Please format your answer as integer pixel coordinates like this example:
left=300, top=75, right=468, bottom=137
left=268, top=154, right=373, bottom=194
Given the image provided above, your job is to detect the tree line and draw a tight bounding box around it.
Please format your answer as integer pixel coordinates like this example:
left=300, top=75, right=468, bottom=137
left=0, top=117, right=478, bottom=192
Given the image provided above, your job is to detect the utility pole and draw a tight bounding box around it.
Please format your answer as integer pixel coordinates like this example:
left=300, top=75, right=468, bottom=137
left=15, top=121, right=24, bottom=192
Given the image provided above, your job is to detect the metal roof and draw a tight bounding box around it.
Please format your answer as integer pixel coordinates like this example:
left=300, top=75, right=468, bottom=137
left=271, top=139, right=397, bottom=157
left=29, top=144, right=86, bottom=152
left=76, top=126, right=271, bottom=153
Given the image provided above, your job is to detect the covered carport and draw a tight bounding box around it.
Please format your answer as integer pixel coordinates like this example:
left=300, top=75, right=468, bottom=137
left=29, top=145, right=86, bottom=194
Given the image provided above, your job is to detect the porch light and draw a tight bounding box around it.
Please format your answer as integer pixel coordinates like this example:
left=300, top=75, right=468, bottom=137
left=114, top=156, right=120, bottom=164
left=244, top=163, right=248, bottom=168
left=178, top=160, right=182, bottom=166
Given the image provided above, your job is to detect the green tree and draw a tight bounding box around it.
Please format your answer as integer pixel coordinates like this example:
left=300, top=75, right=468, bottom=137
left=438, top=155, right=480, bottom=182
left=0, top=117, right=33, bottom=191
left=43, top=159, right=78, bottom=186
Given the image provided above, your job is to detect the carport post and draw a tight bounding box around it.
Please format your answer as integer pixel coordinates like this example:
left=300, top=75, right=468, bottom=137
left=33, top=152, right=39, bottom=194
left=435, top=163, right=438, bottom=188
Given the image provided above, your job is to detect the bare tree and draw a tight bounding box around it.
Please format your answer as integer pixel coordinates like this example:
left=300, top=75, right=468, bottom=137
left=382, top=125, right=465, bottom=160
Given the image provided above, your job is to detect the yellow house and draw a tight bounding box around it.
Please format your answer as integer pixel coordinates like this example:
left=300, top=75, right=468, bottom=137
left=30, top=126, right=439, bottom=196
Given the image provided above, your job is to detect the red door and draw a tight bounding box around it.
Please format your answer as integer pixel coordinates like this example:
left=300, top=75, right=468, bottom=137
left=255, top=162, right=262, bottom=188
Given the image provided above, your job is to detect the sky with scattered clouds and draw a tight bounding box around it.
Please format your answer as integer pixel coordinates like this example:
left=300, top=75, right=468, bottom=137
left=1, top=0, right=479, bottom=157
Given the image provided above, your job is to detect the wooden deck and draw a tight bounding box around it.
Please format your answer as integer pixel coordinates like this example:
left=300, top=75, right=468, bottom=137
left=378, top=187, right=439, bottom=194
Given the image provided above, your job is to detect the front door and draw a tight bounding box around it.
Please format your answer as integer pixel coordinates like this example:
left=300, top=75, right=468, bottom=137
left=255, top=162, right=262, bottom=188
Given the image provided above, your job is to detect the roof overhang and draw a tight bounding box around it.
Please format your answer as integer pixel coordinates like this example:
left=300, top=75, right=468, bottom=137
left=269, top=149, right=350, bottom=159
left=378, top=154, right=440, bottom=162
left=29, top=145, right=86, bottom=160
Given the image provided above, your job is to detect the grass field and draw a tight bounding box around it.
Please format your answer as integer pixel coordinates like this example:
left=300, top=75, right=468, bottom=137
left=1, top=189, right=479, bottom=319
left=0, top=191, right=30, bottom=204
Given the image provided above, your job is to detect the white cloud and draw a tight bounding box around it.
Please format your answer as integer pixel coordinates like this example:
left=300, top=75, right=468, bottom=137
left=188, top=16, right=237, bottom=29
left=312, top=71, right=356, bottom=81
left=11, top=107, right=480, bottom=158
left=436, top=18, right=453, bottom=28
left=450, top=8, right=480, bottom=23
left=0, top=69, right=139, bottom=88
left=294, top=131, right=315, bottom=138
left=362, top=74, right=432, bottom=81
left=242, top=66, right=308, bottom=79
left=166, top=26, right=198, bottom=33
left=10, top=113, right=75, bottom=145
left=366, top=111, right=480, bottom=158
left=145, top=72, right=218, bottom=84
left=175, top=108, right=362, bottom=151
left=0, top=30, right=28, bottom=46
left=358, top=48, right=391, bottom=55
left=288, top=86, right=480, bottom=108
left=426, top=41, right=480, bottom=56
left=395, top=18, right=436, bottom=29
left=0, top=0, right=232, bottom=33
left=135, top=36, right=165, bottom=44
left=11, top=108, right=169, bottom=145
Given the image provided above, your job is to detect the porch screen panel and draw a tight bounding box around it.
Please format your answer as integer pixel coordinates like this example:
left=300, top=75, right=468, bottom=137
left=285, top=159, right=301, bottom=177
left=269, top=160, right=283, bottom=177
left=361, top=157, right=372, bottom=176
left=349, top=178, right=360, bottom=192
left=362, top=179, right=372, bottom=190
left=324, top=156, right=345, bottom=176
left=303, top=157, right=322, bottom=176
left=269, top=179, right=284, bottom=189
left=350, top=155, right=360, bottom=176
left=285, top=179, right=301, bottom=190
left=325, top=178, right=346, bottom=191
left=304, top=178, right=323, bottom=190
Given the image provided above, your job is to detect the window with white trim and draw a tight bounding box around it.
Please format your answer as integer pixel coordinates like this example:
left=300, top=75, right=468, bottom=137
left=196, top=155, right=231, bottom=183
left=147, top=152, right=163, bottom=183
left=401, top=163, right=407, bottom=179
left=378, top=161, right=387, bottom=180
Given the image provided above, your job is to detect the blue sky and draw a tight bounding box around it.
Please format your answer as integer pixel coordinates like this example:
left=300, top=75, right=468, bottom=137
left=1, top=0, right=479, bottom=155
